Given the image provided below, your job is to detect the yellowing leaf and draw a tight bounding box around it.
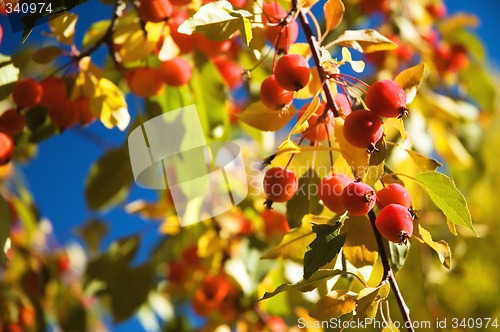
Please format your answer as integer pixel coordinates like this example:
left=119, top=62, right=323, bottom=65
left=385, top=117, right=408, bottom=141
left=125, top=200, right=171, bottom=220
left=49, top=13, right=78, bottom=45
left=276, top=140, right=302, bottom=157
left=340, top=47, right=365, bottom=73
left=288, top=43, right=311, bottom=58
left=289, top=95, right=320, bottom=137
left=158, top=33, right=180, bottom=61
left=394, top=63, right=425, bottom=104
left=83, top=20, right=110, bottom=49
left=295, top=67, right=323, bottom=100
left=414, top=223, right=452, bottom=269
left=238, top=102, right=295, bottom=132
left=405, top=149, right=442, bottom=172
left=334, top=118, right=370, bottom=176
left=94, top=78, right=130, bottom=131
left=324, top=0, right=345, bottom=33
left=428, top=120, right=474, bottom=169
left=342, top=216, right=378, bottom=268
left=309, top=290, right=357, bottom=320
left=355, top=283, right=390, bottom=319
left=118, top=22, right=164, bottom=64
left=160, top=215, right=181, bottom=235
left=332, top=29, right=397, bottom=53
left=439, top=13, right=479, bottom=37
left=33, top=46, right=64, bottom=64
left=382, top=323, right=401, bottom=331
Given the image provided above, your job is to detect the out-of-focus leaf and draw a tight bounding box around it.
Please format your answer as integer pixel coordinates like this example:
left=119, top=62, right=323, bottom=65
left=0, top=195, right=12, bottom=265
left=459, top=61, right=496, bottom=113
left=446, top=29, right=485, bottom=62
left=394, top=63, right=425, bottom=104
left=324, top=0, right=345, bottom=33
left=25, top=107, right=58, bottom=143
left=0, top=55, right=19, bottom=99
left=260, top=269, right=345, bottom=300
left=342, top=216, right=378, bottom=268
left=304, top=222, right=345, bottom=279
left=355, top=283, right=390, bottom=319
left=382, top=324, right=401, bottom=332
left=84, top=147, right=133, bottom=211
left=83, top=20, right=110, bottom=49
left=76, top=219, right=108, bottom=254
left=331, top=29, right=397, bottom=53
left=389, top=241, right=409, bottom=273
left=178, top=1, right=252, bottom=43
left=405, top=149, right=442, bottom=172
left=239, top=102, right=296, bottom=132
left=340, top=47, right=365, bottom=73
left=54, top=284, right=87, bottom=332
left=414, top=171, right=475, bottom=234
left=33, top=46, right=64, bottom=64
left=439, top=13, right=479, bottom=36
left=118, top=22, right=164, bottom=64
left=309, top=289, right=357, bottom=320
left=287, top=169, right=324, bottom=229
left=261, top=220, right=315, bottom=261
left=413, top=223, right=452, bottom=269
left=289, top=43, right=311, bottom=58
left=49, top=13, right=78, bottom=45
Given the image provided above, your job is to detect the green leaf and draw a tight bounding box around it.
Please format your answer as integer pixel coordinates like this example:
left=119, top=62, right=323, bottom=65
left=388, top=241, right=409, bottom=273
left=304, top=223, right=345, bottom=279
left=286, top=169, right=324, bottom=229
left=405, top=149, right=442, bottom=172
left=33, top=46, right=64, bottom=64
left=355, top=283, right=390, bottom=319
left=76, top=219, right=108, bottom=255
left=84, top=147, right=133, bottom=211
left=0, top=55, right=19, bottom=99
left=0, top=195, right=12, bottom=266
left=55, top=284, right=88, bottom=332
left=25, top=107, right=58, bottom=143
left=331, top=29, right=397, bottom=53
left=414, top=171, right=475, bottom=234
left=261, top=221, right=315, bottom=261
left=260, top=269, right=345, bottom=300
left=178, top=1, right=252, bottom=43
left=459, top=61, right=496, bottom=113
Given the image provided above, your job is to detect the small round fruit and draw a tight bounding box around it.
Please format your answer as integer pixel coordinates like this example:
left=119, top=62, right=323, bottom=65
left=263, top=166, right=298, bottom=202
left=0, top=109, right=25, bottom=136
left=170, top=0, right=190, bottom=6
left=47, top=99, right=80, bottom=129
left=169, top=13, right=197, bottom=53
left=213, top=57, right=243, bottom=89
left=298, top=102, right=334, bottom=141
left=341, top=182, right=376, bottom=216
left=0, top=132, right=14, bottom=165
left=262, top=2, right=287, bottom=24
left=265, top=20, right=298, bottom=51
left=160, top=57, right=192, bottom=87
left=365, top=79, right=407, bottom=118
left=138, top=0, right=172, bottom=23
left=262, top=209, right=290, bottom=237
left=319, top=173, right=353, bottom=214
left=376, top=183, right=412, bottom=209
left=375, top=204, right=414, bottom=244
left=343, top=110, right=383, bottom=151
left=126, top=67, right=165, bottom=97
left=40, top=76, right=67, bottom=108
left=195, top=33, right=232, bottom=58
left=12, top=78, right=43, bottom=108
left=335, top=92, right=352, bottom=116
left=260, top=75, right=294, bottom=110
left=274, top=54, right=310, bottom=91
left=73, top=97, right=95, bottom=125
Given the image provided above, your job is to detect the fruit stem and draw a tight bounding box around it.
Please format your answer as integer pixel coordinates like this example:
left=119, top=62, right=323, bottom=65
left=368, top=210, right=415, bottom=332
left=293, top=0, right=339, bottom=118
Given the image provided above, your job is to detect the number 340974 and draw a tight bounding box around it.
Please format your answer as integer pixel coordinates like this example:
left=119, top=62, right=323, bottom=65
left=3, top=2, right=54, bottom=14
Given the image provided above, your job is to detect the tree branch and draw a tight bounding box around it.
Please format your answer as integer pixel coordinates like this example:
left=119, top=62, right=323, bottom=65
left=368, top=210, right=414, bottom=332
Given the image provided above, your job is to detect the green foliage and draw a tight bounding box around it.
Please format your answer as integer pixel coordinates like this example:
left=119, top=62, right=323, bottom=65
left=0, top=194, right=12, bottom=265
left=286, top=169, right=323, bottom=229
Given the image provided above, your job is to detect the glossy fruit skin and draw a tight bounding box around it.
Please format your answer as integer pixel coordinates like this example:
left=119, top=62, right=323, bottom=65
left=195, top=34, right=232, bottom=58
left=0, top=132, right=14, bottom=165
left=319, top=173, right=353, bottom=214
left=376, top=183, right=412, bottom=209
left=39, top=76, right=67, bottom=108
left=262, top=2, right=287, bottom=24
left=343, top=110, right=383, bottom=150
left=213, top=57, right=243, bottom=89
left=47, top=99, right=80, bottom=129
left=274, top=54, right=310, bottom=91
left=0, top=109, right=25, bottom=136
left=263, top=166, right=298, bottom=202
left=12, top=78, right=43, bottom=108
left=335, top=93, right=352, bottom=116
left=265, top=20, right=298, bottom=51
left=160, top=57, right=192, bottom=87
left=126, top=67, right=165, bottom=97
left=341, top=182, right=376, bottom=216
left=169, top=13, right=197, bottom=53
left=260, top=75, right=294, bottom=110
left=262, top=209, right=290, bottom=237
left=375, top=204, right=414, bottom=243
left=139, top=0, right=172, bottom=23
left=227, top=0, right=246, bottom=8
left=298, top=102, right=334, bottom=141
left=365, top=80, right=407, bottom=118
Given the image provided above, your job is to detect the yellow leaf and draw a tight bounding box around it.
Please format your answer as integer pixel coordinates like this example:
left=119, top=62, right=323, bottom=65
left=49, top=13, right=78, bottom=45
left=342, top=216, right=378, bottom=268
left=405, top=149, right=442, bottom=172
left=294, top=308, right=323, bottom=332
left=94, top=78, right=130, bottom=131
left=385, top=117, right=408, bottom=141
left=125, top=199, right=171, bottom=219
left=334, top=118, right=370, bottom=177
left=428, top=120, right=474, bottom=169
left=295, top=67, right=323, bottom=100
left=332, top=29, right=397, bottom=53
left=33, top=46, right=64, bottom=64
left=340, top=47, right=365, bottom=73
left=158, top=33, right=181, bottom=61
left=382, top=323, right=401, bottom=331
left=356, top=283, right=390, bottom=318
left=289, top=95, right=320, bottom=137
left=309, top=290, right=357, bottom=320
left=239, top=102, right=296, bottom=132
left=414, top=223, right=452, bottom=269
left=118, top=22, right=163, bottom=64
left=394, top=63, right=425, bottom=104
left=324, top=0, right=345, bottom=33
left=288, top=43, right=311, bottom=58
left=160, top=215, right=181, bottom=235
left=276, top=140, right=302, bottom=157
left=439, top=13, right=479, bottom=37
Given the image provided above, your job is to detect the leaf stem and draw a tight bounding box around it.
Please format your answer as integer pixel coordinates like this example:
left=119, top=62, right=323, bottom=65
left=368, top=210, right=415, bottom=332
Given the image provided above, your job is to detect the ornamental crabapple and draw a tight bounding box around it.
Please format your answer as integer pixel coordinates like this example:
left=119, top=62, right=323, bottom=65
left=341, top=181, right=376, bottom=216
left=0, top=131, right=14, bottom=165
left=343, top=110, right=383, bottom=152
left=160, top=57, right=192, bottom=87
left=260, top=75, right=294, bottom=110
left=0, top=109, right=25, bottom=136
left=274, top=54, right=311, bottom=91
left=126, top=67, right=165, bottom=97
left=365, top=79, right=407, bottom=118
left=263, top=166, right=298, bottom=203
left=138, top=0, right=172, bottom=23
left=376, top=183, right=412, bottom=209
left=298, top=102, right=334, bottom=141
left=12, top=78, right=43, bottom=109
left=319, top=172, right=353, bottom=214
left=375, top=204, right=414, bottom=244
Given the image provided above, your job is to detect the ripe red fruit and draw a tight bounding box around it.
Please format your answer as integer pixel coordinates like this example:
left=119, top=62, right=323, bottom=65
left=319, top=173, right=353, bottom=214
left=12, top=78, right=43, bottom=109
left=376, top=183, right=412, bottom=209
left=138, top=0, right=172, bottom=23
left=160, top=57, right=192, bottom=87
left=262, top=209, right=290, bottom=237
left=260, top=75, right=294, bottom=110
left=47, top=99, right=80, bottom=129
left=170, top=0, right=190, bottom=6
left=263, top=166, right=298, bottom=202
left=57, top=254, right=70, bottom=272
left=335, top=93, right=352, bottom=116
left=265, top=20, right=299, bottom=51
left=360, top=0, right=390, bottom=15
left=73, top=97, right=95, bottom=125
left=426, top=2, right=447, bottom=18
left=213, top=57, right=243, bottom=89
left=343, top=110, right=383, bottom=151
left=275, top=54, right=310, bottom=91
left=365, top=80, right=407, bottom=118
left=228, top=0, right=246, bottom=8
left=126, top=67, right=165, bottom=97
left=375, top=204, right=414, bottom=244
left=0, top=109, right=25, bottom=136
left=262, top=2, right=287, bottom=24
left=195, top=34, right=232, bottom=58
left=169, top=13, right=197, bottom=53
left=40, top=76, right=67, bottom=108
left=192, top=274, right=236, bottom=316
left=298, top=102, right=334, bottom=141
left=341, top=182, right=376, bottom=216
left=0, top=132, right=14, bottom=165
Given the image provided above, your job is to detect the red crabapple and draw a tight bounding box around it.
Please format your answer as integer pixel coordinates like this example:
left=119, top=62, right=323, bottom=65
left=343, top=110, right=383, bottom=152
left=265, top=20, right=299, bottom=51
left=40, top=76, right=67, bottom=108
left=126, top=67, right=165, bottom=97
left=213, top=57, right=243, bottom=89
left=319, top=172, right=353, bottom=214
left=341, top=182, right=376, bottom=216
left=139, top=0, right=172, bottom=23
left=376, top=183, right=412, bottom=209
left=365, top=79, right=407, bottom=118
left=375, top=204, right=414, bottom=244
left=12, top=78, right=43, bottom=109
left=0, top=132, right=14, bottom=165
left=335, top=92, right=352, bottom=116
left=0, top=109, right=25, bottom=136
left=298, top=102, right=334, bottom=141
left=260, top=75, right=294, bottom=110
left=274, top=54, right=311, bottom=91
left=160, top=57, right=192, bottom=87
left=263, top=166, right=298, bottom=203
